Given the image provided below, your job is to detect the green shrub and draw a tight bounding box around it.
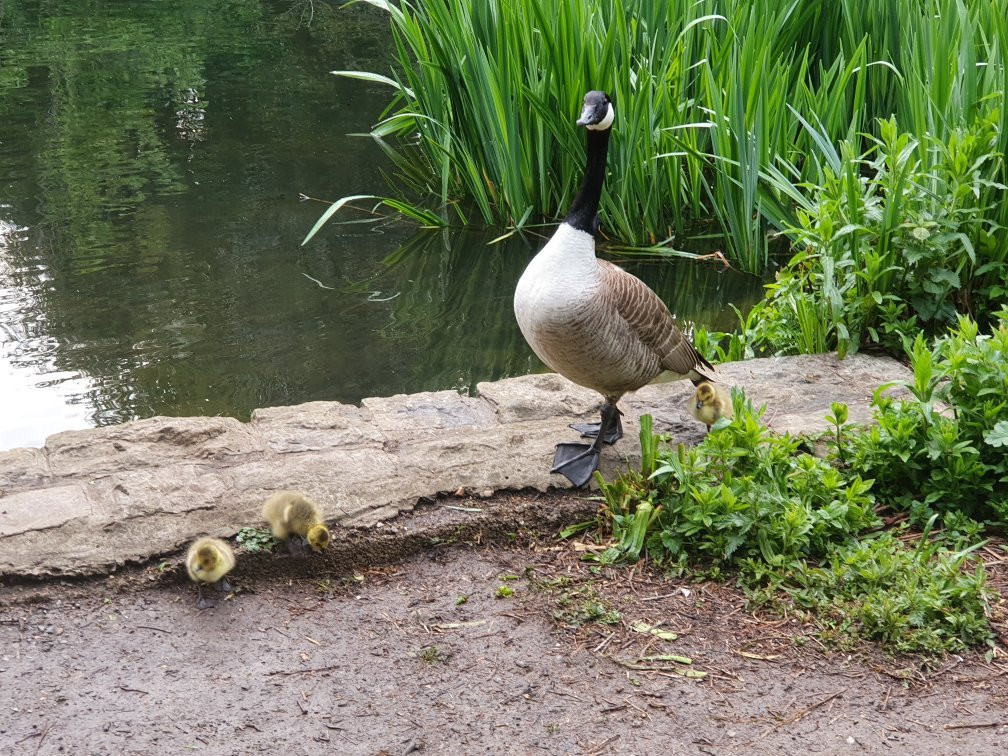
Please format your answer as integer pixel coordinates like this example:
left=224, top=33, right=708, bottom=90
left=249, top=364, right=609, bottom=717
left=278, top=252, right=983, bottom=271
left=589, top=396, right=997, bottom=654
left=729, top=115, right=1006, bottom=358
left=744, top=529, right=993, bottom=654
left=848, top=315, right=1008, bottom=525
left=596, top=404, right=880, bottom=568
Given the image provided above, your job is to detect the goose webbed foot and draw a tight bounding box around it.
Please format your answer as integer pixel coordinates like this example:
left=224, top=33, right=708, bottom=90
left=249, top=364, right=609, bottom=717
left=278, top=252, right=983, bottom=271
left=569, top=404, right=623, bottom=444
left=553, top=402, right=621, bottom=486
left=551, top=442, right=602, bottom=488
left=217, top=578, right=232, bottom=594
left=568, top=416, right=623, bottom=444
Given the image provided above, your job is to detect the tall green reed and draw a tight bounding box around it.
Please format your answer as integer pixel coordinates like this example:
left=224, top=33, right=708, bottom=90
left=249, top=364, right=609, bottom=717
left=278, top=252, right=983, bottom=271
left=312, top=0, right=1005, bottom=277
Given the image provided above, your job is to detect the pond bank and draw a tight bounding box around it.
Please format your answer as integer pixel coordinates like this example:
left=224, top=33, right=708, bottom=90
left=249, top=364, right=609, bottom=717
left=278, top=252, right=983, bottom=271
left=0, top=353, right=911, bottom=578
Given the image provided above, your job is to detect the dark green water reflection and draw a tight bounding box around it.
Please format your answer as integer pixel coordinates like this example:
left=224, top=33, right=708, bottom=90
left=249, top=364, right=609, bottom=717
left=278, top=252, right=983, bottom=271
left=0, top=0, right=762, bottom=450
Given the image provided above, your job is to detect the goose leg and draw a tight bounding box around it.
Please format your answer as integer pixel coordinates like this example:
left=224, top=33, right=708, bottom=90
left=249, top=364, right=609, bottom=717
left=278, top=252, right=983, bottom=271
left=569, top=405, right=623, bottom=444
left=552, top=403, right=621, bottom=487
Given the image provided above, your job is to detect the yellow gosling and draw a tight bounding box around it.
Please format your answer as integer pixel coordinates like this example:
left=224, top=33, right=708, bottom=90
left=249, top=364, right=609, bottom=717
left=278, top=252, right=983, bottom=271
left=185, top=536, right=236, bottom=609
left=262, top=491, right=331, bottom=556
left=689, top=381, right=733, bottom=432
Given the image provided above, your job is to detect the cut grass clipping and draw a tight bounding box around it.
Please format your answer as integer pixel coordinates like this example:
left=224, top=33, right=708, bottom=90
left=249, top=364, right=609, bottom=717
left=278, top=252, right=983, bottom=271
left=583, top=401, right=994, bottom=654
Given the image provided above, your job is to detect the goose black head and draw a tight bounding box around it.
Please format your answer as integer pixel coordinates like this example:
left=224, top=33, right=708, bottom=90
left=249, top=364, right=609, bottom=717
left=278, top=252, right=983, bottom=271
left=576, top=91, right=614, bottom=131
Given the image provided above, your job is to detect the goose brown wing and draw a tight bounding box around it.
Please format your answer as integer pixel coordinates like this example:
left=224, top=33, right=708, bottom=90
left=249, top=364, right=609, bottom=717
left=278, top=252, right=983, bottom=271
left=598, top=260, right=714, bottom=379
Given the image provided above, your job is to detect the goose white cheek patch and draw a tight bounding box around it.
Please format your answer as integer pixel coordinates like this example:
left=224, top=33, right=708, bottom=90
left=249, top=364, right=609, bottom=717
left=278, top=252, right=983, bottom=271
left=586, top=103, right=615, bottom=131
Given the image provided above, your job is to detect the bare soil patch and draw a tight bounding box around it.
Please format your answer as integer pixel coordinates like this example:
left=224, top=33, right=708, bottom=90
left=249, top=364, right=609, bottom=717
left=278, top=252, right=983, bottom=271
left=2, top=490, right=1007, bottom=755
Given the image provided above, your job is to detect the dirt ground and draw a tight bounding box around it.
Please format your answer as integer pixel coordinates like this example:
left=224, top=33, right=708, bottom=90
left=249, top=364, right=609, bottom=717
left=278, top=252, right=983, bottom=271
left=2, top=490, right=1007, bottom=755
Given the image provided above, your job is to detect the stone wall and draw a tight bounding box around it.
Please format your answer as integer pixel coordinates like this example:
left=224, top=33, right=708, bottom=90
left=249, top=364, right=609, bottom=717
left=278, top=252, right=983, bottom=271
left=0, top=353, right=910, bottom=577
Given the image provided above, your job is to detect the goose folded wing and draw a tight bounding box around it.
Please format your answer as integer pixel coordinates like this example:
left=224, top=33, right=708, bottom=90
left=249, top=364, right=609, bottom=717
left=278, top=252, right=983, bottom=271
left=598, top=260, right=713, bottom=378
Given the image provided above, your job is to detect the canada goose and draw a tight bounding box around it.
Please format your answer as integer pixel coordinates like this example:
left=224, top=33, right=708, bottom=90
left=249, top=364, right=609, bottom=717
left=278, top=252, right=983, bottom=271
left=689, top=381, right=733, bottom=431
left=261, top=491, right=331, bottom=556
left=186, top=536, right=236, bottom=609
left=514, top=90, right=713, bottom=486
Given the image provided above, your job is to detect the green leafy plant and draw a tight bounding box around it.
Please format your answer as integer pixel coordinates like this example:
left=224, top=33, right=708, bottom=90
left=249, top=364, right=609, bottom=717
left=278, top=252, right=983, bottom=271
left=417, top=645, right=444, bottom=664
left=552, top=585, right=622, bottom=627
left=592, top=393, right=997, bottom=654
left=849, top=314, right=1008, bottom=526
left=597, top=402, right=879, bottom=570
left=758, top=526, right=993, bottom=654
left=737, top=113, right=1006, bottom=356
left=825, top=402, right=849, bottom=464
left=235, top=527, right=279, bottom=554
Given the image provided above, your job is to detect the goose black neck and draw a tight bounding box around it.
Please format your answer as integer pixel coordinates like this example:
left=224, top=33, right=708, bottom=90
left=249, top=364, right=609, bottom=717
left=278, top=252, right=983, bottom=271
left=563, top=128, right=610, bottom=235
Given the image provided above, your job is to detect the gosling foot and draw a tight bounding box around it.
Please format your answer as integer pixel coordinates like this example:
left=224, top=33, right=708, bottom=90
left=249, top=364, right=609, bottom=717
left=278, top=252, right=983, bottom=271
left=195, top=586, right=217, bottom=610
left=286, top=536, right=308, bottom=559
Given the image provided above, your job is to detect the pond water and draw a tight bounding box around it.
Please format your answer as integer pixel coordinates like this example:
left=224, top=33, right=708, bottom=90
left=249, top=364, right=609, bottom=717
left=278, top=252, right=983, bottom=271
left=0, top=0, right=762, bottom=451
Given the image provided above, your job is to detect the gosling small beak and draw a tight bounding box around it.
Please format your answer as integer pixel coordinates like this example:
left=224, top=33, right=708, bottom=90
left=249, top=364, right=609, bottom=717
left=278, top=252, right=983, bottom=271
left=695, top=400, right=704, bottom=410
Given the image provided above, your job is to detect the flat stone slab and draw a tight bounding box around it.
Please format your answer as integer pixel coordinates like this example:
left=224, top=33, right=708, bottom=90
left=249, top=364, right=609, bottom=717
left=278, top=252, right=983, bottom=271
left=0, top=353, right=911, bottom=578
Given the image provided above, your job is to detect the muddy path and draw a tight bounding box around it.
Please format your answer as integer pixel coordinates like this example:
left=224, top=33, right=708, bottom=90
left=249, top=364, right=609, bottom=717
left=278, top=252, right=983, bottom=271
left=2, top=490, right=1007, bottom=755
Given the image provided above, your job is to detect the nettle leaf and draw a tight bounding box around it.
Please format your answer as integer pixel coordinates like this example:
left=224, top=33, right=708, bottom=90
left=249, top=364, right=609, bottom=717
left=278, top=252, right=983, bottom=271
left=984, top=421, right=1008, bottom=448
left=930, top=269, right=961, bottom=289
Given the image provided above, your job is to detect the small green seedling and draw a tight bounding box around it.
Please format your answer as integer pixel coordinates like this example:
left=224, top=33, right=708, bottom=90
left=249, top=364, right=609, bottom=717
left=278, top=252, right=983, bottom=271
left=417, top=645, right=443, bottom=664
left=236, top=527, right=279, bottom=554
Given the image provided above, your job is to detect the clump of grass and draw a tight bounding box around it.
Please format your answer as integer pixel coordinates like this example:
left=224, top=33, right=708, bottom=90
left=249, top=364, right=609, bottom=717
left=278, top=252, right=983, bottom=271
left=495, top=585, right=514, bottom=599
left=552, top=585, right=622, bottom=627
left=417, top=645, right=444, bottom=664
left=742, top=524, right=993, bottom=654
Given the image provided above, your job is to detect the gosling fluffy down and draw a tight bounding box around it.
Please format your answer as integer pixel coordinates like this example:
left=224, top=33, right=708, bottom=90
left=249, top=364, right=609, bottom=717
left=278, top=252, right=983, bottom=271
left=186, top=536, right=236, bottom=585
left=261, top=491, right=331, bottom=552
left=689, top=381, right=733, bottom=430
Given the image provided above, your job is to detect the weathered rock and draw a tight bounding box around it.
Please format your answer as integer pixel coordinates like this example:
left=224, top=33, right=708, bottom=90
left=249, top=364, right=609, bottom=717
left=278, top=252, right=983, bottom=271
left=477, top=373, right=601, bottom=423
left=45, top=416, right=265, bottom=478
left=708, top=352, right=909, bottom=434
left=251, top=401, right=383, bottom=453
left=0, top=485, right=95, bottom=539
left=0, top=354, right=912, bottom=578
left=362, top=390, right=498, bottom=435
left=0, top=447, right=51, bottom=491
